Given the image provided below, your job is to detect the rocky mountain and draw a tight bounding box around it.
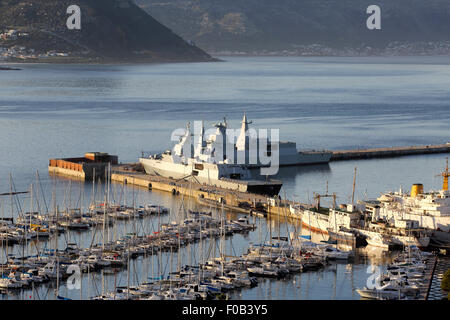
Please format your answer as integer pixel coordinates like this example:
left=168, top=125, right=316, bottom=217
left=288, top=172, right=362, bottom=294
left=135, top=0, right=450, bottom=55
left=0, top=0, right=213, bottom=62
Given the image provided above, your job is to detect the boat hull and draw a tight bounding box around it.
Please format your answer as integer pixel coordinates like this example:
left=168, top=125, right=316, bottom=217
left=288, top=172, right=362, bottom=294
left=327, top=229, right=367, bottom=247
left=356, top=289, right=404, bottom=300
left=300, top=210, right=330, bottom=234
left=139, top=158, right=282, bottom=196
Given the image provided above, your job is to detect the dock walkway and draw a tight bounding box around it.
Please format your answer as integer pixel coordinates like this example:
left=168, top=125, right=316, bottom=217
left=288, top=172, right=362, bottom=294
left=416, top=256, right=437, bottom=300
left=427, top=256, right=450, bottom=300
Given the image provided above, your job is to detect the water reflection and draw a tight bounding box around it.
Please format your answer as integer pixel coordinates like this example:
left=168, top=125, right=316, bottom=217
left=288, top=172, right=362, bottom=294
left=0, top=159, right=438, bottom=301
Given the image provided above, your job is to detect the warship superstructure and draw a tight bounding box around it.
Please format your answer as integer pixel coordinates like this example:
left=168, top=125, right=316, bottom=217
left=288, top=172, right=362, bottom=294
left=139, top=116, right=282, bottom=196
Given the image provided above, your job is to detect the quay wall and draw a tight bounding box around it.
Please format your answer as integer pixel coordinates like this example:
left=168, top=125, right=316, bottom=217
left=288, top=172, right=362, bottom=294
left=48, top=166, right=85, bottom=180
left=111, top=173, right=234, bottom=203
left=331, top=143, right=450, bottom=161
left=48, top=163, right=108, bottom=181
left=110, top=172, right=295, bottom=218
left=82, top=163, right=108, bottom=180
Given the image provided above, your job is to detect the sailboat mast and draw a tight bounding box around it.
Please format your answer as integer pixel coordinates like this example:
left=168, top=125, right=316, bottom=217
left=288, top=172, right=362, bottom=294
left=220, top=202, right=224, bottom=276
left=352, top=167, right=357, bottom=206
left=55, top=204, right=59, bottom=298
left=1, top=199, right=3, bottom=277
left=9, top=173, right=13, bottom=219
left=102, top=195, right=106, bottom=251
left=92, top=167, right=96, bottom=206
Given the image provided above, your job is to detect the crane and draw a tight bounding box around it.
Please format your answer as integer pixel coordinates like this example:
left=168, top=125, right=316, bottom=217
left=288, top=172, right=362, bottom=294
left=436, top=157, right=449, bottom=191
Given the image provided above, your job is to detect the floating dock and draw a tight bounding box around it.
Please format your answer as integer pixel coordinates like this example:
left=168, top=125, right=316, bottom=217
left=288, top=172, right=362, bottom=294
left=331, top=143, right=450, bottom=161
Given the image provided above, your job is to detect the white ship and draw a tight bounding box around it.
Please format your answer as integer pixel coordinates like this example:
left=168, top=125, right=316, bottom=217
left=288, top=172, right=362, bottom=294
left=139, top=114, right=332, bottom=195
left=139, top=117, right=282, bottom=196
left=366, top=159, right=450, bottom=244
left=235, top=114, right=332, bottom=167
left=289, top=193, right=431, bottom=248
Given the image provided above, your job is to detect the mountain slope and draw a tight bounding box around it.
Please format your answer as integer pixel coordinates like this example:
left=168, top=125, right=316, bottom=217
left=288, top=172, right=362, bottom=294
left=135, top=0, right=450, bottom=54
left=0, top=0, right=213, bottom=62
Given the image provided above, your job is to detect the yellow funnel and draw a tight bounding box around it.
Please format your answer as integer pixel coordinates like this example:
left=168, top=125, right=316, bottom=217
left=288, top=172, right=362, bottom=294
left=411, top=184, right=423, bottom=197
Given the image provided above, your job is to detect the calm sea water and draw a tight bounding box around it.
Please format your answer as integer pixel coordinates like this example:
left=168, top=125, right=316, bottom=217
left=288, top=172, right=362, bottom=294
left=0, top=56, right=449, bottom=300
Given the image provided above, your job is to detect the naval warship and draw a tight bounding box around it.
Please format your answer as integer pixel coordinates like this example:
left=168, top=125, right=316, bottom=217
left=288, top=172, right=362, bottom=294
left=139, top=115, right=332, bottom=196
left=139, top=116, right=282, bottom=196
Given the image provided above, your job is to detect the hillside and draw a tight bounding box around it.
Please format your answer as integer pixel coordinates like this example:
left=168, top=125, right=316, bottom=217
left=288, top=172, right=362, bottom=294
left=135, top=0, right=450, bottom=55
left=0, top=0, right=213, bottom=62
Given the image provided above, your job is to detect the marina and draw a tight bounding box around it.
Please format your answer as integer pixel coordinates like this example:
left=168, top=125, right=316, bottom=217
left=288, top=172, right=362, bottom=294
left=1, top=56, right=450, bottom=302
left=1, top=162, right=448, bottom=301
left=2, top=1, right=450, bottom=314
left=34, top=136, right=450, bottom=300
left=17, top=116, right=450, bottom=301
left=43, top=113, right=450, bottom=298
left=59, top=152, right=449, bottom=251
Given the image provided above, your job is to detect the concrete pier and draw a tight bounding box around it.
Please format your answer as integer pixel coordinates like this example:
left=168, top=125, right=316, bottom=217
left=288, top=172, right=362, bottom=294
left=427, top=256, right=450, bottom=300
left=331, top=143, right=450, bottom=161
left=48, top=152, right=118, bottom=181
left=109, top=167, right=295, bottom=218
left=417, top=256, right=437, bottom=300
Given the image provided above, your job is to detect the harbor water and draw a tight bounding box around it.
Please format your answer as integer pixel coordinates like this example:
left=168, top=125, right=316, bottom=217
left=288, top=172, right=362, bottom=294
left=0, top=56, right=449, bottom=299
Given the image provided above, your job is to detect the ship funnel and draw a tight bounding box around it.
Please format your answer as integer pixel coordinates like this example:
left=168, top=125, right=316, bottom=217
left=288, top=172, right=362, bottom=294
left=410, top=183, right=423, bottom=197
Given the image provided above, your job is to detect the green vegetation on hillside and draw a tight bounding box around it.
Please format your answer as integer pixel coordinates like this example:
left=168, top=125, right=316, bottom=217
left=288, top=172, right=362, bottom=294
left=0, top=0, right=212, bottom=62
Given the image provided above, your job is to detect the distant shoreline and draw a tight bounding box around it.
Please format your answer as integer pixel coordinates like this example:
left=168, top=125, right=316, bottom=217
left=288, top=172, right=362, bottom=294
left=207, top=52, right=450, bottom=58
left=0, top=66, right=21, bottom=70
left=0, top=55, right=222, bottom=65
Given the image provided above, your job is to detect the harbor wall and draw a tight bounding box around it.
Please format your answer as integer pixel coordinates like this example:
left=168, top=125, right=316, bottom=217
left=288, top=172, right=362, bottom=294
left=48, top=163, right=107, bottom=180
left=109, top=172, right=295, bottom=217
left=48, top=166, right=85, bottom=180
left=331, top=143, right=450, bottom=161
left=111, top=172, right=228, bottom=202
left=48, top=152, right=118, bottom=181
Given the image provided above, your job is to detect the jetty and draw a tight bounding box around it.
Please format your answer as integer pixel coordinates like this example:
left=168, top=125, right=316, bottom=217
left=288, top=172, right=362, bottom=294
left=110, top=165, right=293, bottom=218
left=331, top=143, right=450, bottom=161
